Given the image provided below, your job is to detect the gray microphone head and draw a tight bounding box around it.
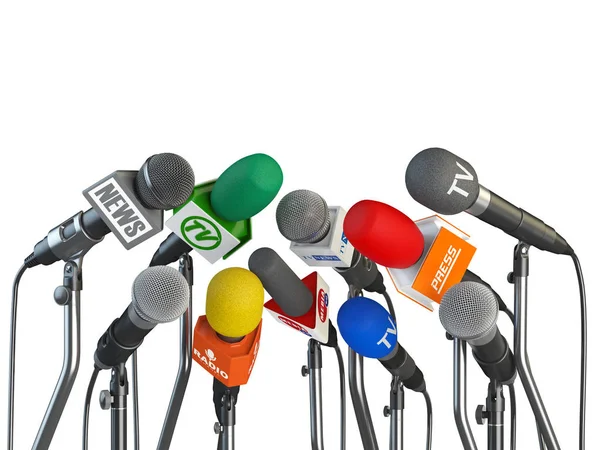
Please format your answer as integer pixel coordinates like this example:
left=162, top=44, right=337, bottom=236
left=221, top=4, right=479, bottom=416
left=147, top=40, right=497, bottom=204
left=248, top=247, right=313, bottom=317
left=405, top=148, right=479, bottom=215
left=276, top=189, right=331, bottom=243
left=132, top=266, right=190, bottom=324
left=135, top=153, right=195, bottom=210
left=439, top=281, right=498, bottom=341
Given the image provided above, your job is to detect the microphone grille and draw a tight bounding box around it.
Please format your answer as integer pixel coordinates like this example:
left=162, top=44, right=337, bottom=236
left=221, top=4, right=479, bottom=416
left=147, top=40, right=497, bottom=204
left=135, top=153, right=195, bottom=210
left=132, top=266, right=190, bottom=324
left=276, top=189, right=330, bottom=243
left=439, top=281, right=498, bottom=340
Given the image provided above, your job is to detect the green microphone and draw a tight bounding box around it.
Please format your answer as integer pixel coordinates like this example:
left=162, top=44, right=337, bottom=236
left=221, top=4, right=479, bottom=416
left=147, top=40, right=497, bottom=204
left=150, top=153, right=283, bottom=265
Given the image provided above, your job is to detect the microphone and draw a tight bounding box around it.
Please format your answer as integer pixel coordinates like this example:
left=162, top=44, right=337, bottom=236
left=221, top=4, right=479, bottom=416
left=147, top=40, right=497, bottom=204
left=344, top=199, right=476, bottom=310
left=439, top=281, right=516, bottom=384
left=248, top=247, right=338, bottom=347
left=151, top=153, right=283, bottom=266
left=405, top=147, right=572, bottom=255
left=276, top=189, right=354, bottom=267
left=26, top=153, right=195, bottom=268
left=193, top=267, right=263, bottom=387
left=276, top=189, right=386, bottom=294
left=94, top=266, right=190, bottom=370
left=337, top=296, right=426, bottom=393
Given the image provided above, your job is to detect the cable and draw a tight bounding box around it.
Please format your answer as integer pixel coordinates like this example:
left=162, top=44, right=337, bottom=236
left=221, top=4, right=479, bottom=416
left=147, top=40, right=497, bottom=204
left=7, top=263, right=27, bottom=450
left=131, top=350, right=140, bottom=450
left=502, top=308, right=515, bottom=325
left=334, top=345, right=346, bottom=450
left=382, top=290, right=397, bottom=324
left=508, top=384, right=516, bottom=450
left=423, top=390, right=433, bottom=450
left=82, top=366, right=101, bottom=450
left=571, top=253, right=587, bottom=450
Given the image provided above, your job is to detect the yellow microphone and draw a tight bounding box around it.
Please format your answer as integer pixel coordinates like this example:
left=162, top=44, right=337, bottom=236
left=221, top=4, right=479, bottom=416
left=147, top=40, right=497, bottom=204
left=193, top=267, right=264, bottom=387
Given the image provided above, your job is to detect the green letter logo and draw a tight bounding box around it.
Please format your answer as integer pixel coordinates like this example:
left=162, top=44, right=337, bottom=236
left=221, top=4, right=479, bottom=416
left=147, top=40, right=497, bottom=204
left=180, top=216, right=222, bottom=250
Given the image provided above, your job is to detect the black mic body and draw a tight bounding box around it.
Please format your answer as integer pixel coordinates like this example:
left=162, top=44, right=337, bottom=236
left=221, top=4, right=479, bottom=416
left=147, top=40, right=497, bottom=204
left=405, top=147, right=572, bottom=255
left=440, top=281, right=516, bottom=384
left=94, top=266, right=189, bottom=369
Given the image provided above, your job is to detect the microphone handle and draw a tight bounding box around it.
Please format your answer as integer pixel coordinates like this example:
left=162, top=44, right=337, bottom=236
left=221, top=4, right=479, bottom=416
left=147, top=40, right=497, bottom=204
left=471, top=328, right=516, bottom=384
left=94, top=306, right=155, bottom=369
left=380, top=344, right=426, bottom=392
left=470, top=187, right=571, bottom=255
left=150, top=232, right=193, bottom=266
left=31, top=207, right=111, bottom=266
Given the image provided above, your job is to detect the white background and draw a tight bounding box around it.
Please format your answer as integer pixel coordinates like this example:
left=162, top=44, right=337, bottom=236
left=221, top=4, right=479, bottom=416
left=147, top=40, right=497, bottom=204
left=1, top=2, right=598, bottom=449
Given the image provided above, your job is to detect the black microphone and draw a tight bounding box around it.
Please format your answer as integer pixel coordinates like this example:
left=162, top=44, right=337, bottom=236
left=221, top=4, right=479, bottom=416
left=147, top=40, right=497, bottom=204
left=337, top=295, right=426, bottom=392
left=439, top=281, right=516, bottom=384
left=405, top=147, right=572, bottom=255
left=26, top=153, right=195, bottom=268
left=94, top=266, right=190, bottom=369
left=248, top=247, right=338, bottom=347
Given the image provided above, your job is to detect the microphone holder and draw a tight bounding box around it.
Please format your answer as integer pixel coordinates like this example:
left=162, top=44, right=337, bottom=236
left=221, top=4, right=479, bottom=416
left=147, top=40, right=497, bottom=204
left=32, top=257, right=83, bottom=450
left=301, top=339, right=325, bottom=450
left=155, top=253, right=194, bottom=449
left=383, top=377, right=404, bottom=450
left=475, top=380, right=505, bottom=450
left=213, top=381, right=238, bottom=450
left=99, top=363, right=129, bottom=450
left=510, top=242, right=560, bottom=450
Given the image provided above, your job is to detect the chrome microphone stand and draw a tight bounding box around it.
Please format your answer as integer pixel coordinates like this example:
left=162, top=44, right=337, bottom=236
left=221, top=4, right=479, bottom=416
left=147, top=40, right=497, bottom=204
left=453, top=338, right=479, bottom=450
left=384, top=377, right=404, bottom=450
left=510, top=242, right=560, bottom=450
left=99, top=363, right=129, bottom=450
left=156, top=253, right=194, bottom=449
left=302, top=339, right=325, bottom=450
left=475, top=380, right=505, bottom=450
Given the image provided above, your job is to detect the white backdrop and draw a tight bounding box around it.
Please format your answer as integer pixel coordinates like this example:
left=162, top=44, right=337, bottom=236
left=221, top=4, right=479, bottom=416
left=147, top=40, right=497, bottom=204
left=1, top=2, right=598, bottom=449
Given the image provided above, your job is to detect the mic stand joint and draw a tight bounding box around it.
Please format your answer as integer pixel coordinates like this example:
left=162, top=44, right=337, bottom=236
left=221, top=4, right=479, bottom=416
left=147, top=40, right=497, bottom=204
left=302, top=339, right=325, bottom=450
left=384, top=377, right=404, bottom=450
left=475, top=380, right=505, bottom=450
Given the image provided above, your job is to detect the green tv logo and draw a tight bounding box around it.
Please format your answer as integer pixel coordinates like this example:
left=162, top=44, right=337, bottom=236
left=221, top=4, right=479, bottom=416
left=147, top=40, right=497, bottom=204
left=180, top=216, right=222, bottom=250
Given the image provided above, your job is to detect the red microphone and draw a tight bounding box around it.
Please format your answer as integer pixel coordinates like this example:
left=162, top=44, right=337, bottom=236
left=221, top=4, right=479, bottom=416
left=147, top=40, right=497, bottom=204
left=343, top=200, right=477, bottom=310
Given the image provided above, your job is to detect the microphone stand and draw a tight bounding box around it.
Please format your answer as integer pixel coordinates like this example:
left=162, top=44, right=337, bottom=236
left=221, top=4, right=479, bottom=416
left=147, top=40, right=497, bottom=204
left=32, top=257, right=83, bottom=450
left=510, top=242, right=560, bottom=450
left=301, top=339, right=325, bottom=450
left=156, top=253, right=194, bottom=449
left=213, top=380, right=238, bottom=450
left=452, top=337, right=479, bottom=450
left=475, top=380, right=505, bottom=450
left=99, top=363, right=129, bottom=450
left=346, top=285, right=379, bottom=450
left=384, top=377, right=404, bottom=450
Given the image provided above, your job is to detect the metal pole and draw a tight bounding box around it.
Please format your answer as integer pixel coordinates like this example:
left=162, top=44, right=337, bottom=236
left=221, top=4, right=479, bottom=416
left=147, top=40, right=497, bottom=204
left=302, top=339, right=325, bottom=450
left=453, top=339, right=479, bottom=450
left=109, top=363, right=128, bottom=450
left=214, top=390, right=235, bottom=450
left=346, top=285, right=379, bottom=450
left=384, top=378, right=404, bottom=450
left=476, top=381, right=505, bottom=450
left=32, top=260, right=82, bottom=450
left=156, top=254, right=194, bottom=450
left=511, top=242, right=560, bottom=450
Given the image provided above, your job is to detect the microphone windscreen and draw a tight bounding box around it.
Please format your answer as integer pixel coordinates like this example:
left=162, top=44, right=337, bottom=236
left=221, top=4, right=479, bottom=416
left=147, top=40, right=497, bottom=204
left=132, top=266, right=190, bottom=324
left=405, top=148, right=479, bottom=215
left=248, top=247, right=313, bottom=317
left=276, top=190, right=331, bottom=243
left=344, top=200, right=425, bottom=269
left=337, top=296, right=396, bottom=359
left=206, top=267, right=264, bottom=338
left=210, top=153, right=283, bottom=222
left=135, top=153, right=195, bottom=210
left=439, top=281, right=498, bottom=340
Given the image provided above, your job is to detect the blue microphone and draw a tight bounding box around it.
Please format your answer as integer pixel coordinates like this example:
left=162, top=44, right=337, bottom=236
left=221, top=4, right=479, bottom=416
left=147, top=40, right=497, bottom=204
left=337, top=297, right=426, bottom=392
